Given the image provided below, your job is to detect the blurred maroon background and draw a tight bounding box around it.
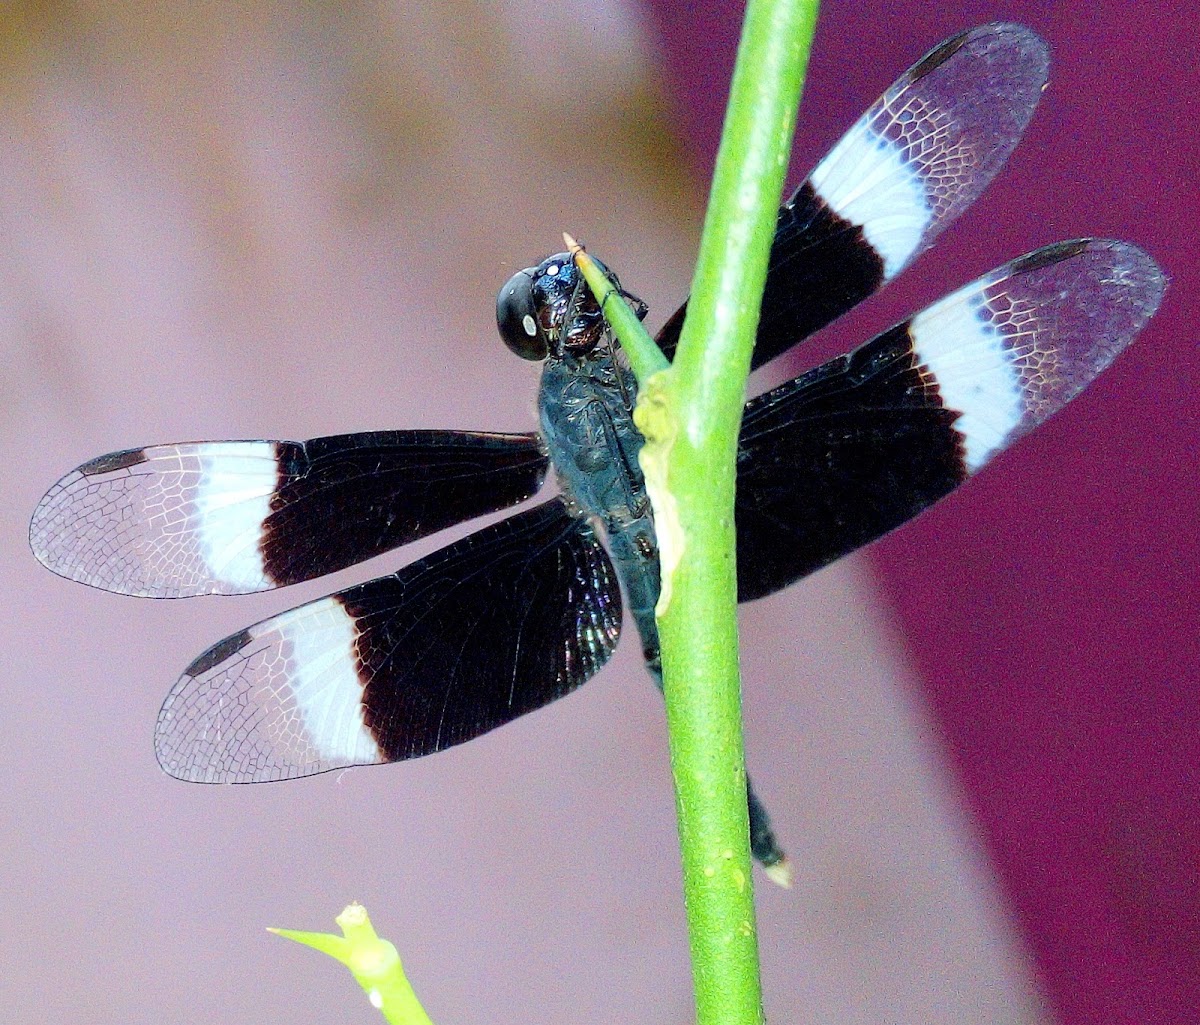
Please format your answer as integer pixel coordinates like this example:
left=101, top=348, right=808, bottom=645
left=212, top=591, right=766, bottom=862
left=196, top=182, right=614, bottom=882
left=646, top=2, right=1199, bottom=1023
left=2, top=2, right=1194, bottom=1023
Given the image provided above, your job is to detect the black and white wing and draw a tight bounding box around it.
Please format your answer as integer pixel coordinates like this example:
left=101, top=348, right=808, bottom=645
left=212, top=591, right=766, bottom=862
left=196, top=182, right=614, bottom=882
left=154, top=498, right=621, bottom=782
left=31, top=430, right=548, bottom=597
left=657, top=22, right=1051, bottom=368
left=735, top=240, right=1165, bottom=601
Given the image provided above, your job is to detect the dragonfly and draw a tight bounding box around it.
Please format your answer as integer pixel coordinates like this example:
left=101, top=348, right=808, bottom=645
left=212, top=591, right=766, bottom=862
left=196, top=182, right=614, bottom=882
left=30, top=23, right=1163, bottom=880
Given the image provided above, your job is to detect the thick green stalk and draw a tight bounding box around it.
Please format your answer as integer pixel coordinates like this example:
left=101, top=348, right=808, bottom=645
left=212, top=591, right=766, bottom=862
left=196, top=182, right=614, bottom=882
left=639, top=2, right=818, bottom=1023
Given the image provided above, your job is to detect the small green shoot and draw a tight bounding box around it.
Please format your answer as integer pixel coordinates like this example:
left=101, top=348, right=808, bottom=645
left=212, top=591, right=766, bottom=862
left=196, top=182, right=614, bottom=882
left=270, top=904, right=435, bottom=1025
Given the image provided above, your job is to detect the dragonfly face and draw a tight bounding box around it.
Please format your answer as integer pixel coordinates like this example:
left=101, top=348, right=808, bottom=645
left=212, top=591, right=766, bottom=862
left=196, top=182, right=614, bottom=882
left=29, top=23, right=1164, bottom=876
left=497, top=253, right=599, bottom=360
left=498, top=251, right=642, bottom=362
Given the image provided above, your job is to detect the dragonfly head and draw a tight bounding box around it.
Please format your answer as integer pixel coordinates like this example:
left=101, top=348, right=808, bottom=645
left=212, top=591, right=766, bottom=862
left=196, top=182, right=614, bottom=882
left=497, top=252, right=609, bottom=362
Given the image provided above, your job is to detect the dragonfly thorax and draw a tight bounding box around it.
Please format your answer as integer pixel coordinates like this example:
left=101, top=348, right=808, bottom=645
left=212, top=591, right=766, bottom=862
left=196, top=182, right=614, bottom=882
left=536, top=335, right=647, bottom=528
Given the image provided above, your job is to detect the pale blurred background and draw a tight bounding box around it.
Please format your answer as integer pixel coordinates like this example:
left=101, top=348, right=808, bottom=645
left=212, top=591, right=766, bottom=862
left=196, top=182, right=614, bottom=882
left=2, top=2, right=1195, bottom=1024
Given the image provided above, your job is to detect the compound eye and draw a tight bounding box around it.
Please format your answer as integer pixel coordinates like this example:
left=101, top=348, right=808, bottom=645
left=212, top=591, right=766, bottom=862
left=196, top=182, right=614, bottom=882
left=496, top=268, right=549, bottom=361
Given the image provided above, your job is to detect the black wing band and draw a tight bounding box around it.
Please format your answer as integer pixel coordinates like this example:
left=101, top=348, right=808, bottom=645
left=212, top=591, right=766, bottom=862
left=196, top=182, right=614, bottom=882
left=735, top=240, right=1165, bottom=601
left=155, top=498, right=622, bottom=782
left=658, top=23, right=1050, bottom=368
left=30, top=429, right=549, bottom=597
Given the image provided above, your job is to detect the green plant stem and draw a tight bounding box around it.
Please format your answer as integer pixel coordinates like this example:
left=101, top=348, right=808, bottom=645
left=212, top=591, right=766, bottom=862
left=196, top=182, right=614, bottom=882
left=566, top=233, right=669, bottom=380
left=638, top=1, right=817, bottom=1023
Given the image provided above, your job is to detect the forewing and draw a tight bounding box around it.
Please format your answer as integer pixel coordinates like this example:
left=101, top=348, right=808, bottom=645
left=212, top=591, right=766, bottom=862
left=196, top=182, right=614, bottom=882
left=31, top=430, right=548, bottom=597
left=736, top=240, right=1165, bottom=601
left=657, top=23, right=1050, bottom=368
left=154, top=498, right=622, bottom=782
